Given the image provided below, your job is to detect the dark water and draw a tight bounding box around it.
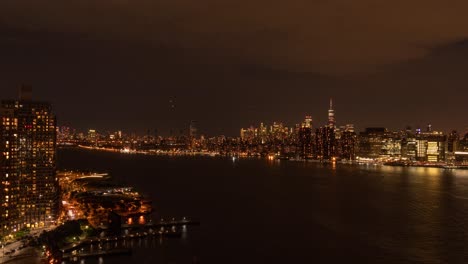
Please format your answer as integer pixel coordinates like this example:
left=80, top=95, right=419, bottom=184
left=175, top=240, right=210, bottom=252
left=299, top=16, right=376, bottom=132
left=57, top=148, right=468, bottom=264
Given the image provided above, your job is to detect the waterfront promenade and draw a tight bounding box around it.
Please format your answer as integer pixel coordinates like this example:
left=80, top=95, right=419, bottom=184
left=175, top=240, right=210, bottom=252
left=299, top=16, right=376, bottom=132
left=0, top=226, right=55, bottom=264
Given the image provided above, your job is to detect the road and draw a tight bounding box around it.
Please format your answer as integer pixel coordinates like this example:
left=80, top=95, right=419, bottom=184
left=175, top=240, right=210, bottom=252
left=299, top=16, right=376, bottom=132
left=0, top=226, right=55, bottom=263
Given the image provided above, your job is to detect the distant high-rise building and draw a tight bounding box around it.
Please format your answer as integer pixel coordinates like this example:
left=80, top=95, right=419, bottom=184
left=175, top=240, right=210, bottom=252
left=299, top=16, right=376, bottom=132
left=116, top=130, right=123, bottom=140
left=189, top=120, right=198, bottom=139
left=460, top=132, right=468, bottom=151
left=57, top=126, right=72, bottom=141
left=344, top=124, right=354, bottom=133
left=447, top=130, right=460, bottom=153
left=304, top=116, right=312, bottom=128
left=87, top=129, right=97, bottom=142
left=357, top=128, right=388, bottom=159
left=299, top=124, right=313, bottom=159
left=1, top=88, right=58, bottom=234
left=240, top=126, right=257, bottom=142
left=328, top=98, right=335, bottom=128
left=401, top=129, right=417, bottom=160
left=340, top=130, right=357, bottom=160
left=297, top=116, right=314, bottom=158
left=416, top=131, right=446, bottom=162
left=315, top=126, right=335, bottom=160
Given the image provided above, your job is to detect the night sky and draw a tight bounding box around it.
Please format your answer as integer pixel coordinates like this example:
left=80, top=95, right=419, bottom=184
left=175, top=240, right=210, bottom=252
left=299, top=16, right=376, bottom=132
left=1, top=1, right=467, bottom=136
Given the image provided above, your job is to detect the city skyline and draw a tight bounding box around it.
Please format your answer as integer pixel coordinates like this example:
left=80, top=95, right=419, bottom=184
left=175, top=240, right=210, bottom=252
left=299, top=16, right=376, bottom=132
left=1, top=89, right=466, bottom=137
left=1, top=1, right=468, bottom=135
left=3, top=2, right=468, bottom=263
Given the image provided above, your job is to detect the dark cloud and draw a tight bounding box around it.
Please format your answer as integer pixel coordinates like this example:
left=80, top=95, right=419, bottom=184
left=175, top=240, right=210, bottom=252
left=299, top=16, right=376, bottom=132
left=3, top=0, right=468, bottom=73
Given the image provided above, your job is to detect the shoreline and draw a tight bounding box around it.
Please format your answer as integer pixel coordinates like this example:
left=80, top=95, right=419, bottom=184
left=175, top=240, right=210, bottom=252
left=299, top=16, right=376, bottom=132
left=66, top=146, right=468, bottom=171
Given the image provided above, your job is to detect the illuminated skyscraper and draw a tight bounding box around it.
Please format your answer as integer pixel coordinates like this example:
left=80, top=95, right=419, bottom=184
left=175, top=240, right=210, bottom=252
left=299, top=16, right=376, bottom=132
left=298, top=116, right=313, bottom=159
left=87, top=129, right=97, bottom=141
left=315, top=126, right=335, bottom=160
left=328, top=98, right=335, bottom=128
left=0, top=87, right=58, bottom=235
left=339, top=130, right=357, bottom=160
left=304, top=116, right=312, bottom=128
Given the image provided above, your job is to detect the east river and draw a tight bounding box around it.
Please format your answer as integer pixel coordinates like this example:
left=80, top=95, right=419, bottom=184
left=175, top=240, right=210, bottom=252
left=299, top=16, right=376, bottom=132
left=58, top=148, right=468, bottom=263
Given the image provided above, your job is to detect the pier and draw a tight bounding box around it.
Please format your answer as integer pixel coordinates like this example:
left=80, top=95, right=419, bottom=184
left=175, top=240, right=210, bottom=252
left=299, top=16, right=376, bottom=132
left=62, top=248, right=132, bottom=261
left=60, top=229, right=182, bottom=253
left=121, top=217, right=200, bottom=229
left=60, top=217, right=198, bottom=254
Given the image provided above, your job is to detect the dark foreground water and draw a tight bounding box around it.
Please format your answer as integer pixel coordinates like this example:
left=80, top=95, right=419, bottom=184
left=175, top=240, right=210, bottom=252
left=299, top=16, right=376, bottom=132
left=57, top=148, right=468, bottom=264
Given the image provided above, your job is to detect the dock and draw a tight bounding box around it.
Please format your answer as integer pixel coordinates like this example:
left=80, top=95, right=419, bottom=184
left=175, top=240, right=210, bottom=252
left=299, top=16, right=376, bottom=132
left=61, top=230, right=182, bottom=253
left=62, top=248, right=132, bottom=260
left=121, top=217, right=200, bottom=229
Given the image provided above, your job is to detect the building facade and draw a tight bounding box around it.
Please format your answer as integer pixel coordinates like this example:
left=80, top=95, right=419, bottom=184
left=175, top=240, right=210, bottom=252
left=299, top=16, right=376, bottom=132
left=315, top=126, right=335, bottom=160
left=298, top=116, right=313, bottom=159
left=0, top=91, right=58, bottom=235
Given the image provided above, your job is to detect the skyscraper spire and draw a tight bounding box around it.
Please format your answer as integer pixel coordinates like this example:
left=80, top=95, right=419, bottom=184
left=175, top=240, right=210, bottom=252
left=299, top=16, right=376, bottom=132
left=328, top=98, right=335, bottom=128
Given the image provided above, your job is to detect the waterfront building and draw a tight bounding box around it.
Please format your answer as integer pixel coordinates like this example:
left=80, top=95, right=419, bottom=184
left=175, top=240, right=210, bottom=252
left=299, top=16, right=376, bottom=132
left=87, top=129, right=97, bottom=143
left=339, top=130, right=357, bottom=160
left=454, top=151, right=468, bottom=165
left=400, top=131, right=418, bottom=161
left=0, top=87, right=58, bottom=235
left=381, top=133, right=402, bottom=158
left=450, top=132, right=468, bottom=164
left=416, top=131, right=446, bottom=162
left=460, top=132, right=468, bottom=151
left=357, top=128, right=402, bottom=159
left=357, top=127, right=389, bottom=159
left=315, top=126, right=335, bottom=160
left=447, top=130, right=460, bottom=153
left=401, top=137, right=417, bottom=161
left=298, top=116, right=313, bottom=158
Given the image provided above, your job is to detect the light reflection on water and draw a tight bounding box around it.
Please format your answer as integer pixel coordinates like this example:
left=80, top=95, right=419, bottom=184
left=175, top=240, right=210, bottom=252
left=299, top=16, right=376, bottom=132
left=63, top=235, right=179, bottom=264
left=58, top=149, right=468, bottom=264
